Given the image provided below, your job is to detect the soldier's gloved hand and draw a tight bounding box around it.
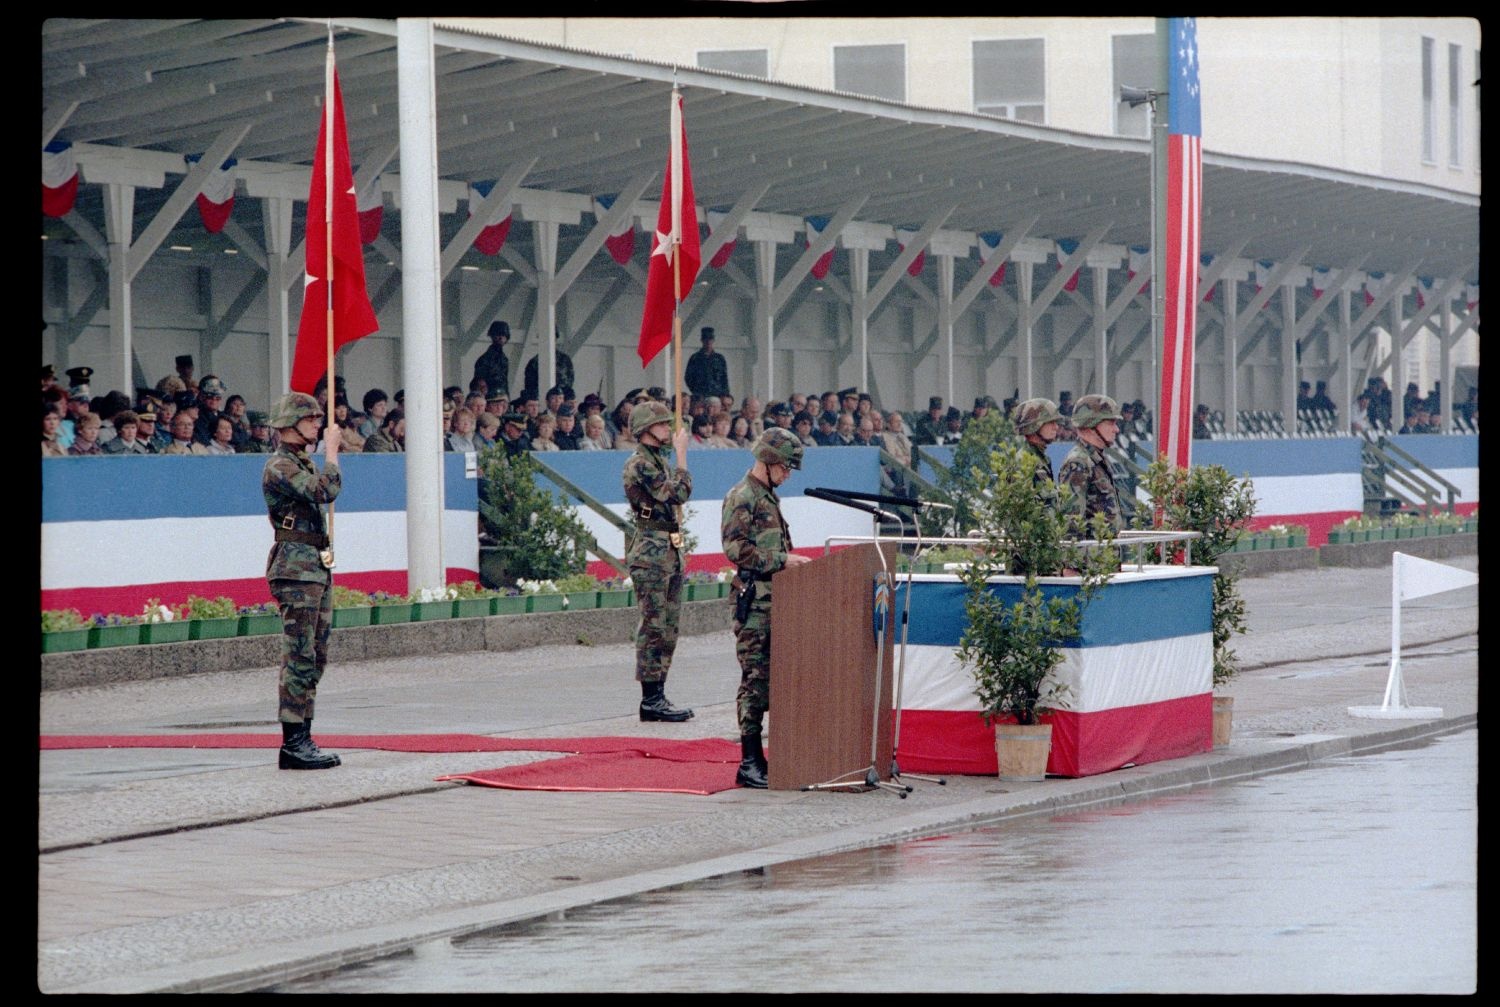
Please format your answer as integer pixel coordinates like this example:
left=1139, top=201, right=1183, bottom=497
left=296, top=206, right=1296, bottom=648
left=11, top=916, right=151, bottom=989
left=671, top=427, right=690, bottom=453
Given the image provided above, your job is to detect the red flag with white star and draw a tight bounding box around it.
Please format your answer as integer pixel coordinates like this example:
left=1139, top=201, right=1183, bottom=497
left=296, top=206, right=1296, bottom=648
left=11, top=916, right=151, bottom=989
left=637, top=90, right=700, bottom=368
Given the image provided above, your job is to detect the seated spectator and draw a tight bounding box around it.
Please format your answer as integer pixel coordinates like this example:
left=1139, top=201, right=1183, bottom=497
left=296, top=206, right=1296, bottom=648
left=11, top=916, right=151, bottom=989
left=709, top=412, right=736, bottom=448
left=191, top=376, right=229, bottom=446
left=359, top=389, right=389, bottom=439
left=1310, top=380, right=1337, bottom=415
left=738, top=396, right=765, bottom=437
left=854, top=414, right=881, bottom=448
left=789, top=411, right=816, bottom=447
left=729, top=415, right=752, bottom=447
left=68, top=412, right=104, bottom=455
left=689, top=413, right=717, bottom=448
left=238, top=411, right=275, bottom=453
left=1193, top=404, right=1212, bottom=440
left=531, top=413, right=560, bottom=451
left=447, top=407, right=480, bottom=452
left=102, top=410, right=151, bottom=455
left=882, top=412, right=912, bottom=467
left=42, top=405, right=68, bottom=457
left=938, top=407, right=964, bottom=444
left=766, top=402, right=795, bottom=430
left=195, top=415, right=236, bottom=455
left=486, top=393, right=509, bottom=420
left=224, top=394, right=252, bottom=448
left=132, top=407, right=161, bottom=452
left=363, top=408, right=405, bottom=452
left=553, top=405, right=582, bottom=450
left=499, top=411, right=532, bottom=456
left=474, top=411, right=499, bottom=450
left=832, top=413, right=858, bottom=446
left=578, top=413, right=609, bottom=450
left=465, top=393, right=487, bottom=417
left=813, top=411, right=838, bottom=445
left=912, top=396, right=945, bottom=445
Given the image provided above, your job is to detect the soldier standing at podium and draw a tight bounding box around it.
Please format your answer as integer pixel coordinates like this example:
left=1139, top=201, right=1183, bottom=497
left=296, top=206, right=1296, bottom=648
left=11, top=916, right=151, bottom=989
left=721, top=428, right=811, bottom=788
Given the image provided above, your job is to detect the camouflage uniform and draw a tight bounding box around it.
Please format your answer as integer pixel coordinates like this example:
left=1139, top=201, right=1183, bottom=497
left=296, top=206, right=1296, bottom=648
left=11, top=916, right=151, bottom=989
left=622, top=436, right=693, bottom=684
left=1057, top=439, right=1121, bottom=535
left=720, top=471, right=794, bottom=738
left=263, top=441, right=341, bottom=724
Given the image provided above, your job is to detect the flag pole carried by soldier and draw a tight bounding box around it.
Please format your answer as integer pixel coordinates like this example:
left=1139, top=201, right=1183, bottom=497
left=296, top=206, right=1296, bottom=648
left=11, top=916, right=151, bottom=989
left=263, top=392, right=343, bottom=769
left=622, top=399, right=696, bottom=722
left=721, top=428, right=812, bottom=788
left=1056, top=394, right=1126, bottom=538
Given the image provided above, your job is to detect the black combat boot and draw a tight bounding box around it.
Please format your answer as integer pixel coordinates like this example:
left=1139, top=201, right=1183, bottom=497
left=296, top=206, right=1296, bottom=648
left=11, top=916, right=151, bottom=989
left=279, top=720, right=342, bottom=770
left=736, top=734, right=768, bottom=789
left=639, top=680, right=694, bottom=722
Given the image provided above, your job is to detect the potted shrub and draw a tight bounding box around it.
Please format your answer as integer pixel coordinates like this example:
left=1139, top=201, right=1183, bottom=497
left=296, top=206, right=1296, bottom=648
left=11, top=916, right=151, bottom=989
left=477, top=447, right=592, bottom=584
left=88, top=612, right=142, bottom=649
left=140, top=598, right=191, bottom=644
left=368, top=590, right=413, bottom=625
left=331, top=585, right=372, bottom=628
left=1137, top=458, right=1256, bottom=747
left=184, top=595, right=239, bottom=640
left=237, top=602, right=282, bottom=637
left=450, top=581, right=498, bottom=619
left=955, top=441, right=1117, bottom=781
left=41, top=609, right=91, bottom=653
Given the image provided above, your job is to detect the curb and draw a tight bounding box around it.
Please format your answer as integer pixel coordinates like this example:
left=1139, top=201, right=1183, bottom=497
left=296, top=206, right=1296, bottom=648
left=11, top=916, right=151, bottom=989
left=52, top=711, right=1475, bottom=994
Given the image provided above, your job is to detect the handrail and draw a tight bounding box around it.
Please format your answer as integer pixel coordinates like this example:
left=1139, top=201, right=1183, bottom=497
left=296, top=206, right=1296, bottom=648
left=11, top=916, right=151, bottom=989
left=878, top=448, right=944, bottom=499
left=1376, top=436, right=1462, bottom=495
left=1364, top=436, right=1459, bottom=514
left=530, top=458, right=632, bottom=576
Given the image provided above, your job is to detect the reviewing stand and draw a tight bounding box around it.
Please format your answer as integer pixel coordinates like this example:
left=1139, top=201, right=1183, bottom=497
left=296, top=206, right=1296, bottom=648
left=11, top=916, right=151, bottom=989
left=768, top=542, right=903, bottom=795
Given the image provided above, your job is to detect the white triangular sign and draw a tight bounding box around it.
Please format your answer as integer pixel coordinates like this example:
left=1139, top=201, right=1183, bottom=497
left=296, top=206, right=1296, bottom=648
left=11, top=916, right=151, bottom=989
left=1396, top=552, right=1478, bottom=602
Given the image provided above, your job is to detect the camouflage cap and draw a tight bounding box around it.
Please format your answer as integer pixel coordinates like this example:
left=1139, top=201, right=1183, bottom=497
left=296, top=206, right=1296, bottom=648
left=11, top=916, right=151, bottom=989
left=1070, top=394, right=1123, bottom=430
left=199, top=376, right=228, bottom=396
left=247, top=410, right=270, bottom=427
left=630, top=399, right=674, bottom=436
left=269, top=391, right=324, bottom=428
left=1015, top=397, right=1063, bottom=435
left=753, top=426, right=803, bottom=470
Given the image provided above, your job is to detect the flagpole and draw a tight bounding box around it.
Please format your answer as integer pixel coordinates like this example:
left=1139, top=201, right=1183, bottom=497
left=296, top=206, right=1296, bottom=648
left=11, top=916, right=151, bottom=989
left=323, top=31, right=337, bottom=558
left=670, top=86, right=684, bottom=432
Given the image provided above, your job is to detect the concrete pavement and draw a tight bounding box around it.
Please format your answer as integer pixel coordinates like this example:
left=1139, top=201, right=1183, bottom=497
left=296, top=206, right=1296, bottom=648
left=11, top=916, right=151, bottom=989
left=36, top=556, right=1478, bottom=993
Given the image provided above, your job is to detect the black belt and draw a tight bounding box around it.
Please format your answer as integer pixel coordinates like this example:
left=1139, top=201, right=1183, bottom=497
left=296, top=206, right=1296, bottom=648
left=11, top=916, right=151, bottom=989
left=275, top=528, right=329, bottom=548
left=634, top=518, right=680, bottom=533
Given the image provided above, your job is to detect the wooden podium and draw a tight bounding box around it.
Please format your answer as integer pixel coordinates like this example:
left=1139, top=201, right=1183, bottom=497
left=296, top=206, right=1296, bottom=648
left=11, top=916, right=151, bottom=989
left=768, top=543, right=896, bottom=790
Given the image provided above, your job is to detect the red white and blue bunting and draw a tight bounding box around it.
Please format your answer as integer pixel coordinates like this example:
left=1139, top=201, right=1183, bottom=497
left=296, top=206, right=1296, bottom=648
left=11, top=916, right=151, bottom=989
left=42, top=140, right=79, bottom=218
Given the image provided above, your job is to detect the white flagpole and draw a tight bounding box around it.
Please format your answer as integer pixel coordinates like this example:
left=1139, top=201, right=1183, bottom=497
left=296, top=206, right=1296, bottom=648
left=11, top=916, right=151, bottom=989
left=323, top=31, right=337, bottom=558
left=670, top=86, right=684, bottom=430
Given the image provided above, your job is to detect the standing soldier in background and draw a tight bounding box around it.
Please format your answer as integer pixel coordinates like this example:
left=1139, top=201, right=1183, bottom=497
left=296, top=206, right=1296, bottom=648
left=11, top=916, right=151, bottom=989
left=263, top=392, right=342, bottom=770
left=1015, top=398, right=1063, bottom=510
left=622, top=400, right=695, bottom=722
left=472, top=321, right=511, bottom=398
left=1056, top=394, right=1124, bottom=538
left=683, top=326, right=730, bottom=402
left=721, top=428, right=812, bottom=789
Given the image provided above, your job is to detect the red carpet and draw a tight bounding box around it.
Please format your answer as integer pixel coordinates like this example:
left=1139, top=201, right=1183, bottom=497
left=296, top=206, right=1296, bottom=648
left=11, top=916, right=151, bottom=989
left=437, top=745, right=743, bottom=795
left=39, top=733, right=733, bottom=760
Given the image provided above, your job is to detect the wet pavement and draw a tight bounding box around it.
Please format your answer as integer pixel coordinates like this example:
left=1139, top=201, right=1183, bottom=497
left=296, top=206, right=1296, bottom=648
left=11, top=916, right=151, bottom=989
left=36, top=557, right=1478, bottom=992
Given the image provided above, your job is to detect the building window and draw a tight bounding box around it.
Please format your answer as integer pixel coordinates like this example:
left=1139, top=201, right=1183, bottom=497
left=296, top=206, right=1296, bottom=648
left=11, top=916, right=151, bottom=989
left=1449, top=43, right=1463, bottom=166
left=1422, top=36, right=1436, bottom=163
left=698, top=48, right=768, bottom=78
left=1113, top=33, right=1155, bottom=138
left=972, top=39, right=1045, bottom=123
left=833, top=44, right=905, bottom=102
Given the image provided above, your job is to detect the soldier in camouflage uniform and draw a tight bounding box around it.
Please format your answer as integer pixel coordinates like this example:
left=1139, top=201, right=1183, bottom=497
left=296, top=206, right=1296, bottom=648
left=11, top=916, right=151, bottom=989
left=1015, top=398, right=1063, bottom=507
left=622, top=400, right=695, bottom=722
left=1056, top=393, right=1124, bottom=538
left=263, top=392, right=343, bottom=770
left=720, top=428, right=812, bottom=788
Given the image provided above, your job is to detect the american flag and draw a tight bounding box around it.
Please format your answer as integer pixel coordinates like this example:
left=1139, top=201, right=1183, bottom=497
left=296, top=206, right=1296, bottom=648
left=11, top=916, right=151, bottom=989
left=1158, top=17, right=1202, bottom=469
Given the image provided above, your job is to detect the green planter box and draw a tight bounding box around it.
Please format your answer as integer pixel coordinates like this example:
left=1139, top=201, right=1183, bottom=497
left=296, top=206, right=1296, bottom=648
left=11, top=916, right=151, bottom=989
left=717, top=581, right=732, bottom=598
left=332, top=606, right=372, bottom=629
left=89, top=624, right=142, bottom=648
left=492, top=595, right=528, bottom=616
left=597, top=589, right=632, bottom=609
left=190, top=617, right=239, bottom=641
left=452, top=598, right=493, bottom=620
left=527, top=593, right=565, bottom=613
left=1463, top=519, right=1478, bottom=533
left=370, top=604, right=412, bottom=625
left=412, top=600, right=451, bottom=622
left=1289, top=534, right=1308, bottom=549
left=1273, top=535, right=1292, bottom=550
left=141, top=621, right=192, bottom=645
left=1327, top=530, right=1350, bottom=545
left=563, top=591, right=597, bottom=611
left=238, top=613, right=282, bottom=637
left=42, top=629, right=90, bottom=653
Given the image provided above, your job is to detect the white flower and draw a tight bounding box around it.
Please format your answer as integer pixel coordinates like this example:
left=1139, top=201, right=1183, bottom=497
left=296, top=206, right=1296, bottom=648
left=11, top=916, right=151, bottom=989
left=621, top=576, right=633, bottom=589
left=142, top=603, right=175, bottom=623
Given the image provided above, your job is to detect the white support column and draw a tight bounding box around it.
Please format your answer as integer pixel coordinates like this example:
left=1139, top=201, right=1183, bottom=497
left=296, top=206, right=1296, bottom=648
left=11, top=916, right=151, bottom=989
left=1337, top=289, right=1352, bottom=432
left=1223, top=278, right=1239, bottom=430
left=1438, top=298, right=1453, bottom=429
left=754, top=239, right=777, bottom=401
left=1281, top=284, right=1298, bottom=428
left=850, top=246, right=870, bottom=394
left=1092, top=264, right=1109, bottom=396
left=396, top=17, right=445, bottom=594
left=1016, top=260, right=1034, bottom=400
left=531, top=219, right=559, bottom=393
left=937, top=254, right=955, bottom=405
left=103, top=183, right=135, bottom=394
left=262, top=197, right=294, bottom=398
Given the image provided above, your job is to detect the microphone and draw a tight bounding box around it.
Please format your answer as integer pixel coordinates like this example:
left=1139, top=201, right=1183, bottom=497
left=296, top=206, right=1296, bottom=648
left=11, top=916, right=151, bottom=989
left=809, top=487, right=951, bottom=511
left=805, top=487, right=900, bottom=523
